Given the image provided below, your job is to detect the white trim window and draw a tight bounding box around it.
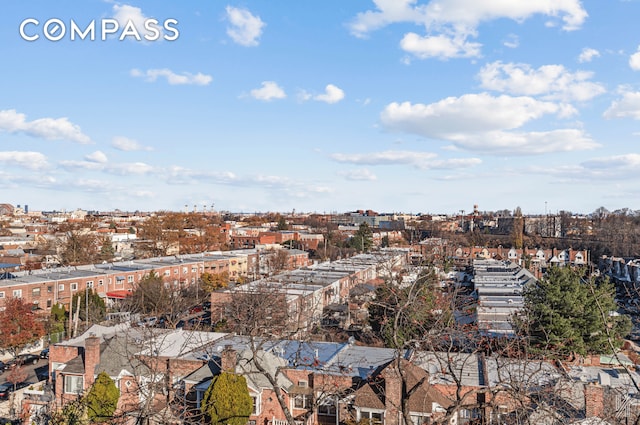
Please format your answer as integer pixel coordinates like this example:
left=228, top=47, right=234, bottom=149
left=293, top=394, right=313, bottom=409
left=64, top=375, right=84, bottom=394
left=358, top=409, right=384, bottom=425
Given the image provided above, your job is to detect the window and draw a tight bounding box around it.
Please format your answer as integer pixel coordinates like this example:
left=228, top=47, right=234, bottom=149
left=32, top=288, right=41, bottom=297
left=47, top=299, right=52, bottom=308
left=58, top=284, right=64, bottom=291
left=360, top=411, right=383, bottom=425
left=70, top=283, right=78, bottom=291
left=12, top=289, right=22, bottom=298
left=293, top=395, right=313, bottom=409
left=86, top=281, right=94, bottom=289
left=252, top=395, right=260, bottom=415
left=47, top=285, right=53, bottom=293
left=0, top=292, right=4, bottom=299
left=64, top=375, right=84, bottom=394
left=98, top=280, right=104, bottom=286
left=127, top=275, right=134, bottom=283
left=318, top=402, right=336, bottom=416
left=164, top=270, right=170, bottom=276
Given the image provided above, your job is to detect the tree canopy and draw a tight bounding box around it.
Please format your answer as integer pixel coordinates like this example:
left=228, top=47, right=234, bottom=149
left=0, top=297, right=46, bottom=357
left=369, top=268, right=441, bottom=349
left=521, top=266, right=631, bottom=357
left=85, top=371, right=120, bottom=422
left=201, top=372, right=253, bottom=425
left=350, top=222, right=373, bottom=253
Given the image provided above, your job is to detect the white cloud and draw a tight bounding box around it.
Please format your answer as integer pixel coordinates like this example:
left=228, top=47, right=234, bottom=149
left=113, top=4, right=148, bottom=30
left=130, top=68, right=212, bottom=86
left=85, top=151, right=108, bottom=163
left=603, top=91, right=640, bottom=120
left=0, top=109, right=91, bottom=144
left=582, top=153, right=640, bottom=170
left=400, top=32, right=481, bottom=59
left=330, top=150, right=481, bottom=169
left=380, top=94, right=597, bottom=155
left=503, top=34, right=519, bottom=49
left=478, top=61, right=605, bottom=102
left=578, top=47, right=600, bottom=63
left=226, top=6, right=265, bottom=47
left=349, top=0, right=587, bottom=59
left=110, top=4, right=169, bottom=41
left=59, top=160, right=105, bottom=171
left=250, top=81, right=286, bottom=101
left=314, top=84, right=345, bottom=104
left=338, top=168, right=378, bottom=181
left=630, top=47, right=640, bottom=71
left=0, top=151, right=48, bottom=170
left=527, top=153, right=640, bottom=182
left=332, top=150, right=435, bottom=165
left=111, top=136, right=153, bottom=152
left=165, top=166, right=238, bottom=185
left=107, top=162, right=154, bottom=176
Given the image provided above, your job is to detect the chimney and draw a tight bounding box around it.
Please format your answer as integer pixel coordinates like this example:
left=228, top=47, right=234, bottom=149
left=84, top=334, right=101, bottom=387
left=382, top=362, right=402, bottom=425
left=221, top=345, right=237, bottom=372
left=584, top=383, right=604, bottom=418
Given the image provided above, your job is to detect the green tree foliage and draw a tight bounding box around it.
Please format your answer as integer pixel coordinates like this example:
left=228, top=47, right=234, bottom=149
left=72, top=289, right=107, bottom=323
left=369, top=269, right=440, bottom=348
left=85, top=371, right=120, bottom=422
left=521, top=266, right=631, bottom=357
left=276, top=216, right=289, bottom=230
left=47, top=303, right=67, bottom=343
left=350, top=222, right=373, bottom=253
left=0, top=297, right=46, bottom=358
left=201, top=372, right=253, bottom=425
left=99, top=237, right=116, bottom=262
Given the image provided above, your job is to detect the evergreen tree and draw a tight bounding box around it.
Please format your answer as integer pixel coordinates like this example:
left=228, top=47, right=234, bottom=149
left=201, top=372, right=253, bottom=425
left=85, top=371, right=120, bottom=422
left=350, top=222, right=373, bottom=252
left=521, top=266, right=631, bottom=357
left=72, top=289, right=107, bottom=323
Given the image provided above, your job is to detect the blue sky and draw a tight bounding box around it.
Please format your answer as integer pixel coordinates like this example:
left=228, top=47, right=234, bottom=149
left=1, top=1, right=640, bottom=215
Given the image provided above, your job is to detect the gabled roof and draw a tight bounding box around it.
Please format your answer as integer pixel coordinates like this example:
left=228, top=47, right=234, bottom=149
left=96, top=335, right=151, bottom=378
left=235, top=348, right=293, bottom=391
left=182, top=360, right=220, bottom=385
left=61, top=355, right=85, bottom=374
left=353, top=381, right=385, bottom=410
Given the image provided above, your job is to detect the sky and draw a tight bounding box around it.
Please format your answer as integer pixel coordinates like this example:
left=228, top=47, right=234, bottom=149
left=1, top=1, right=640, bottom=215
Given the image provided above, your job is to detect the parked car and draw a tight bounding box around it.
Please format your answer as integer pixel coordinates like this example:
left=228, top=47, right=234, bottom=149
left=0, top=381, right=29, bottom=399
left=136, top=316, right=157, bottom=327
left=0, top=361, right=6, bottom=373
left=39, top=348, right=49, bottom=359
left=8, top=353, right=40, bottom=368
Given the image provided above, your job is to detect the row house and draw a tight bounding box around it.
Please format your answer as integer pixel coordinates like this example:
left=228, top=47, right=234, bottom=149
left=45, top=324, right=639, bottom=425
left=473, top=259, right=537, bottom=336
left=0, top=251, right=264, bottom=313
left=601, top=256, right=640, bottom=284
